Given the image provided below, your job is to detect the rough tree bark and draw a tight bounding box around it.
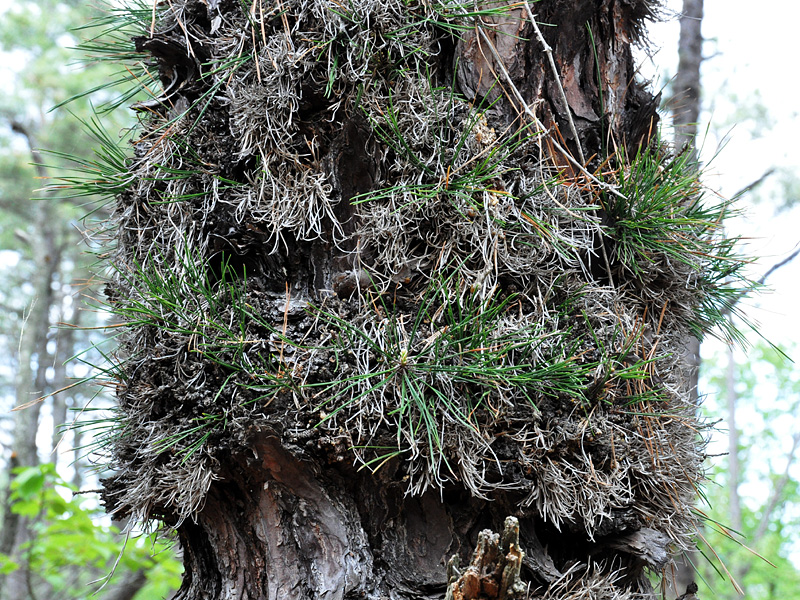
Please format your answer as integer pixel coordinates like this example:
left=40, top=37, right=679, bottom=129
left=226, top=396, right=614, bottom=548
left=90, top=0, right=738, bottom=598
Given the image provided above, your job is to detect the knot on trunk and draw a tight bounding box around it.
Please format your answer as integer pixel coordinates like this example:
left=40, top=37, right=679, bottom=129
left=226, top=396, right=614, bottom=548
left=445, top=516, right=527, bottom=600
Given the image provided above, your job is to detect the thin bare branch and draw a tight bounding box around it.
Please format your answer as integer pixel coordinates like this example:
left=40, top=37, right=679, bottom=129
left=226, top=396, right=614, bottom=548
left=732, top=168, right=775, bottom=200
left=757, top=244, right=800, bottom=286
left=754, top=430, right=800, bottom=545
left=737, top=429, right=800, bottom=581
left=521, top=0, right=586, bottom=165
left=474, top=26, right=627, bottom=201
left=8, top=119, right=48, bottom=181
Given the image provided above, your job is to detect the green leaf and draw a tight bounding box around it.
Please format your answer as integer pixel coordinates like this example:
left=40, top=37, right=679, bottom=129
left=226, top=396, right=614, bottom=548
left=10, top=498, right=40, bottom=517
left=0, top=554, right=20, bottom=575
left=13, top=466, right=46, bottom=499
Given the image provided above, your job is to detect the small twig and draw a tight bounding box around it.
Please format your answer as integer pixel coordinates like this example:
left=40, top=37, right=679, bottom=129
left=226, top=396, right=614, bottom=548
left=521, top=0, right=585, bottom=165
left=598, top=237, right=616, bottom=289
left=73, top=488, right=105, bottom=495
left=250, top=26, right=262, bottom=83
left=732, top=168, right=775, bottom=200
left=150, top=0, right=158, bottom=36
left=282, top=284, right=292, bottom=336
left=473, top=24, right=618, bottom=287
left=89, top=528, right=133, bottom=595
left=757, top=244, right=800, bottom=286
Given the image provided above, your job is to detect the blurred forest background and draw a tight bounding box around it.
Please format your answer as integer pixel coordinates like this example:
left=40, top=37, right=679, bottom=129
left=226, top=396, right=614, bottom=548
left=0, top=1, right=798, bottom=599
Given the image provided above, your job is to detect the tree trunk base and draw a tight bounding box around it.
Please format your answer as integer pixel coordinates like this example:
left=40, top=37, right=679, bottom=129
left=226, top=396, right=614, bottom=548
left=167, top=435, right=667, bottom=599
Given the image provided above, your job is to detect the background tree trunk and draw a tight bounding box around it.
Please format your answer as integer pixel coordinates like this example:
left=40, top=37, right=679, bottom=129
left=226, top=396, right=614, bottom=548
left=671, top=0, right=704, bottom=153
left=666, top=1, right=704, bottom=596
left=0, top=123, right=62, bottom=600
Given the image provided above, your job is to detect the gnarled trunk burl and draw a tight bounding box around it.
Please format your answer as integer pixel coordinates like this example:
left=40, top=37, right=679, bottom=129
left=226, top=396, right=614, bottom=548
left=99, top=0, right=714, bottom=598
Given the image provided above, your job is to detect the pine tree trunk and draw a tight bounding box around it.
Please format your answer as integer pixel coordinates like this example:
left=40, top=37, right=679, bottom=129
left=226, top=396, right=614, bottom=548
left=96, top=1, right=727, bottom=598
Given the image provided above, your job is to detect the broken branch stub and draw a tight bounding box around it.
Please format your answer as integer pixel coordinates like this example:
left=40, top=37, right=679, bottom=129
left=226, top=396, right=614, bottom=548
left=446, top=517, right=528, bottom=600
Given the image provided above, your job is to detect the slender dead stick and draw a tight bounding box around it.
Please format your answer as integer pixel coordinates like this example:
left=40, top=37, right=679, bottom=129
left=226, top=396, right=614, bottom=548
left=473, top=21, right=620, bottom=287
left=521, top=0, right=586, bottom=166
left=474, top=26, right=627, bottom=200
